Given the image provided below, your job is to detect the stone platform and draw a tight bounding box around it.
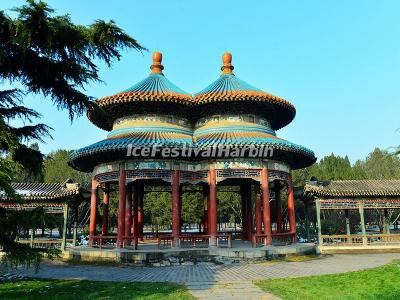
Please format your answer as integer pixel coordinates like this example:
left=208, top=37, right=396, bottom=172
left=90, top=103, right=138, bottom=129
left=319, top=244, right=400, bottom=254
left=62, top=241, right=316, bottom=266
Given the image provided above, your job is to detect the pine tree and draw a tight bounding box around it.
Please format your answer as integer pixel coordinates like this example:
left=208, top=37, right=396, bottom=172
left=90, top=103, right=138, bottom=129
left=0, top=0, right=145, bottom=270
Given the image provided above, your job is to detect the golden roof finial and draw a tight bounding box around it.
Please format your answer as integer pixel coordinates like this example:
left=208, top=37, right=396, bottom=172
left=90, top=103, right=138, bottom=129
left=150, top=51, right=164, bottom=74
left=221, top=52, right=234, bottom=74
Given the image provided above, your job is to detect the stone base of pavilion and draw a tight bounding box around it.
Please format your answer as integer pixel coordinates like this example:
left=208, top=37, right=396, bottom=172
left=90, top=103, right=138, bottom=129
left=62, top=241, right=316, bottom=266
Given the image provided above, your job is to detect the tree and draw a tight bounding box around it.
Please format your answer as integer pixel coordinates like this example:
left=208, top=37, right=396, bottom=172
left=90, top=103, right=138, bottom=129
left=181, top=192, right=203, bottom=230
left=144, top=192, right=172, bottom=232
left=0, top=0, right=145, bottom=270
left=218, top=191, right=241, bottom=225
left=43, top=150, right=91, bottom=187
left=354, top=148, right=400, bottom=179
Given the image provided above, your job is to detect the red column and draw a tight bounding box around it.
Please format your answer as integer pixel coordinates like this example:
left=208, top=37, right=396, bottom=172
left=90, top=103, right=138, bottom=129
left=241, top=187, right=247, bottom=240
left=203, top=185, right=209, bottom=234
left=125, top=184, right=132, bottom=244
left=117, top=165, right=126, bottom=248
left=255, top=190, right=262, bottom=235
left=131, top=184, right=138, bottom=248
left=137, top=184, right=144, bottom=241
left=261, top=168, right=272, bottom=245
left=89, top=177, right=98, bottom=246
left=241, top=184, right=253, bottom=241
left=208, top=169, right=217, bottom=246
left=287, top=175, right=297, bottom=242
left=172, top=170, right=181, bottom=245
left=246, top=185, right=253, bottom=241
left=275, top=183, right=282, bottom=233
left=101, top=182, right=110, bottom=236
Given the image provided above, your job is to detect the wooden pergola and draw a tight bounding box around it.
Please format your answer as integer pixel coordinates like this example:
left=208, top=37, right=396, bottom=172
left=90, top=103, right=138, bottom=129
left=0, top=179, right=90, bottom=249
left=304, top=180, right=400, bottom=247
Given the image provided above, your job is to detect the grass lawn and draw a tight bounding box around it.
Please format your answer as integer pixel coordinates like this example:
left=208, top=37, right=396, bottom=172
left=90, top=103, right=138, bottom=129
left=256, top=259, right=400, bottom=300
left=0, top=278, right=194, bottom=300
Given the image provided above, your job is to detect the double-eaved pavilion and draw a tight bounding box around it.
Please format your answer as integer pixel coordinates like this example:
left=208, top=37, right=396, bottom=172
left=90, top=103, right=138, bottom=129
left=69, top=52, right=316, bottom=250
left=304, top=180, right=400, bottom=252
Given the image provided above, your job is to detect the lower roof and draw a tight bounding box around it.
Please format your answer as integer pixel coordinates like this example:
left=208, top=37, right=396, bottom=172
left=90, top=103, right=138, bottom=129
left=0, top=179, right=87, bottom=202
left=68, top=136, right=316, bottom=172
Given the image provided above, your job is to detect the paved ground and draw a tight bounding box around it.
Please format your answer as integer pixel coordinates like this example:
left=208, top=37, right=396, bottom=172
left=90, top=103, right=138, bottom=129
left=19, top=253, right=400, bottom=299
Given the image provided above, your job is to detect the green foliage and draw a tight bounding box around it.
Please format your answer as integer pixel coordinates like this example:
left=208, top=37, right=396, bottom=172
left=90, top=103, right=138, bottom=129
left=293, top=148, right=400, bottom=186
left=218, top=191, right=241, bottom=224
left=0, top=0, right=144, bottom=271
left=256, top=260, right=400, bottom=300
left=181, top=192, right=204, bottom=226
left=43, top=149, right=91, bottom=186
left=0, top=278, right=194, bottom=300
left=0, top=207, right=60, bottom=272
left=144, top=192, right=172, bottom=228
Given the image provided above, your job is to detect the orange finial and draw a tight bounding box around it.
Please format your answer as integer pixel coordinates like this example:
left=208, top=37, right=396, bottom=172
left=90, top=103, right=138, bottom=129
left=150, top=51, right=164, bottom=74
left=221, top=52, right=234, bottom=74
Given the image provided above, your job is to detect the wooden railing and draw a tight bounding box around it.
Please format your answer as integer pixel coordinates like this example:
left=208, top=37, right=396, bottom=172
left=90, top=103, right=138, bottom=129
left=179, top=235, right=209, bottom=248
left=252, top=232, right=295, bottom=247
left=216, top=234, right=232, bottom=248
left=90, top=235, right=117, bottom=248
left=157, top=236, right=174, bottom=249
left=90, top=235, right=138, bottom=249
left=321, top=234, right=400, bottom=246
left=18, top=239, right=73, bottom=249
left=272, top=232, right=295, bottom=245
left=157, top=234, right=232, bottom=249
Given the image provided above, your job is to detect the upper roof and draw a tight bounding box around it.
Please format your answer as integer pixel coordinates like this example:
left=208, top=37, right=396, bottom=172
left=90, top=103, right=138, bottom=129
left=88, top=52, right=193, bottom=131
left=304, top=180, right=400, bottom=197
left=194, top=53, right=296, bottom=130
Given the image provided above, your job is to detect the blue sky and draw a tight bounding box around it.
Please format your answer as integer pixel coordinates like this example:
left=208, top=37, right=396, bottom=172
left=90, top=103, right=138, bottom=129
left=2, top=0, right=400, bottom=163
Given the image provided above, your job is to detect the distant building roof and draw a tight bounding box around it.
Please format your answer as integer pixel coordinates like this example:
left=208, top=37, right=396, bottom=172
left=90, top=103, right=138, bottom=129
left=0, top=179, right=85, bottom=202
left=304, top=180, right=400, bottom=197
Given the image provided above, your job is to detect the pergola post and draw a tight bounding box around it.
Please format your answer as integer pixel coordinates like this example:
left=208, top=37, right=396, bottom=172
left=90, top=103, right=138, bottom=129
left=261, top=168, right=272, bottom=245
left=208, top=168, right=218, bottom=246
left=61, top=203, right=68, bottom=251
left=131, top=184, right=138, bottom=249
left=125, top=184, right=132, bottom=245
left=384, top=209, right=390, bottom=235
left=287, top=175, right=296, bottom=242
left=73, top=221, right=77, bottom=246
left=358, top=202, right=367, bottom=245
left=304, top=199, right=310, bottom=242
left=101, top=183, right=110, bottom=236
left=172, top=170, right=181, bottom=246
left=345, top=210, right=351, bottom=243
left=275, top=182, right=282, bottom=233
left=316, top=199, right=322, bottom=245
left=30, top=228, right=34, bottom=248
left=117, top=164, right=126, bottom=248
left=89, top=177, right=98, bottom=246
left=255, top=190, right=262, bottom=235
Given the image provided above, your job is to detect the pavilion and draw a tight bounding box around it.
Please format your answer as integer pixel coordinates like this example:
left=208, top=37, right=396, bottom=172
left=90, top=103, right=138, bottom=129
left=69, top=52, right=316, bottom=249
left=304, top=180, right=400, bottom=252
left=0, top=179, right=89, bottom=249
